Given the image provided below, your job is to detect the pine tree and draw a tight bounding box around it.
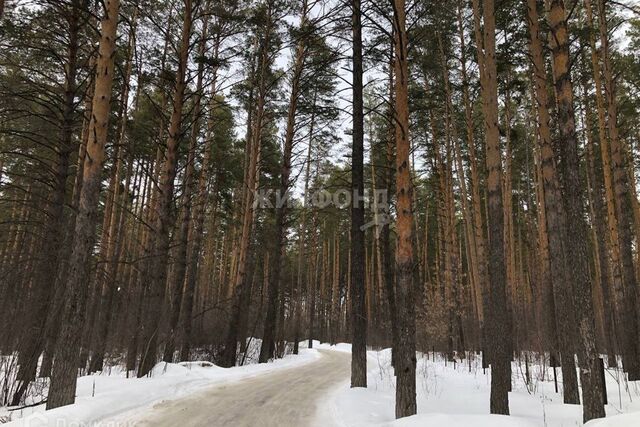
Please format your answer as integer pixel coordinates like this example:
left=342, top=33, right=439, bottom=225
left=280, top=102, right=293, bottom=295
left=47, top=0, right=121, bottom=409
left=473, top=0, right=511, bottom=414
left=392, top=0, right=417, bottom=417
left=350, top=0, right=367, bottom=388
left=546, top=0, right=605, bottom=420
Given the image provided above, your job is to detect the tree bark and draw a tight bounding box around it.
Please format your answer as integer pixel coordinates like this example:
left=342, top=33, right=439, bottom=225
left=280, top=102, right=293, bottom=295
left=222, top=5, right=274, bottom=367
left=546, top=0, right=605, bottom=421
left=582, top=78, right=617, bottom=364
left=392, top=0, right=416, bottom=417
left=455, top=5, right=485, bottom=330
left=350, top=0, right=367, bottom=388
left=89, top=11, right=138, bottom=373
left=46, top=0, right=121, bottom=409
left=180, top=34, right=223, bottom=362
left=260, top=0, right=310, bottom=363
left=595, top=0, right=640, bottom=379
left=472, top=0, right=511, bottom=414
left=381, top=35, right=398, bottom=367
left=163, top=12, right=208, bottom=363
left=526, top=0, right=580, bottom=404
left=11, top=0, right=83, bottom=405
left=138, top=0, right=194, bottom=377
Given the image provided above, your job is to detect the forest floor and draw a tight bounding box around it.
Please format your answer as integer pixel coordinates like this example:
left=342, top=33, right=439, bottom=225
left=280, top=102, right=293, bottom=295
left=2, top=343, right=640, bottom=426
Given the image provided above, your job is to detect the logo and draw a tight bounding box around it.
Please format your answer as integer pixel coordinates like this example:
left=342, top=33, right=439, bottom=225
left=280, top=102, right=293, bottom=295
left=23, top=413, right=136, bottom=427
left=24, top=412, right=48, bottom=427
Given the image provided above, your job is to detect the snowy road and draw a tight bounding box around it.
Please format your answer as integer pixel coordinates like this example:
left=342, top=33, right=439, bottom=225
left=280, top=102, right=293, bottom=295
left=130, top=349, right=350, bottom=427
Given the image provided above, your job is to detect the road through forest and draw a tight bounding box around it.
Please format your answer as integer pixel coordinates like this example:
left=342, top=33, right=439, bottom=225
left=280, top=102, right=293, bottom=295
left=130, top=349, right=350, bottom=427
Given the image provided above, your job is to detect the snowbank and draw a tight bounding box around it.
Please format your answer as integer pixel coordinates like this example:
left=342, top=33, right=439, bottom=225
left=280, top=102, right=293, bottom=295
left=4, top=342, right=639, bottom=427
left=2, top=348, right=320, bottom=426
left=390, top=413, right=539, bottom=427
left=585, top=412, right=640, bottom=427
left=319, top=345, right=640, bottom=427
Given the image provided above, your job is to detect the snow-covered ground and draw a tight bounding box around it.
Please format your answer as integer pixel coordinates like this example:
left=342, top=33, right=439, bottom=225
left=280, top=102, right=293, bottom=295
left=316, top=343, right=640, bottom=427
left=2, top=342, right=639, bottom=426
left=0, top=347, right=320, bottom=426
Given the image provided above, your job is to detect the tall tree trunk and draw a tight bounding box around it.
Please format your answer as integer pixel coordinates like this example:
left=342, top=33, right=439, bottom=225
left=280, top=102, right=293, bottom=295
left=370, top=150, right=385, bottom=342
left=350, top=0, right=367, bottom=388
left=595, top=0, right=640, bottom=379
left=473, top=0, right=511, bottom=414
left=471, top=0, right=512, bottom=410
left=546, top=0, right=605, bottom=421
left=583, top=0, right=627, bottom=371
left=11, top=0, right=83, bottom=405
left=332, top=235, right=341, bottom=343
left=89, top=11, right=138, bottom=373
left=470, top=0, right=494, bottom=370
left=438, top=34, right=471, bottom=355
left=180, top=35, right=223, bottom=362
left=526, top=0, right=579, bottom=403
left=260, top=0, right=309, bottom=362
left=582, top=78, right=617, bottom=364
left=381, top=35, right=398, bottom=367
left=502, top=67, right=517, bottom=358
left=46, top=0, right=121, bottom=409
left=454, top=6, right=485, bottom=331
left=125, top=160, right=153, bottom=373
left=392, top=0, right=416, bottom=417
left=293, top=113, right=315, bottom=354
left=138, top=0, right=194, bottom=377
left=163, top=12, right=209, bottom=363
left=222, top=6, right=274, bottom=367
left=294, top=90, right=318, bottom=353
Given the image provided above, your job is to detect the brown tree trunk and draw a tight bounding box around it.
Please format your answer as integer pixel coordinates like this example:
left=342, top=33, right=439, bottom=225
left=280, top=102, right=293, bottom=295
left=293, top=111, right=316, bottom=354
left=222, top=6, right=274, bottom=367
left=138, top=0, right=194, bottom=377
left=381, top=35, right=398, bottom=366
left=180, top=35, right=223, bottom=362
left=46, top=0, right=121, bottom=409
left=11, top=1, right=83, bottom=405
left=456, top=2, right=488, bottom=348
left=472, top=0, right=511, bottom=414
left=392, top=0, right=416, bottom=417
left=350, top=0, right=367, bottom=388
left=546, top=0, right=605, bottom=421
left=470, top=0, right=494, bottom=370
left=502, top=68, right=517, bottom=358
left=526, top=0, right=580, bottom=403
left=584, top=0, right=626, bottom=370
left=595, top=0, right=640, bottom=379
left=163, top=12, right=208, bottom=363
left=89, top=12, right=138, bottom=373
left=438, top=34, right=471, bottom=355
left=370, top=152, right=385, bottom=342
left=126, top=160, right=153, bottom=373
left=580, top=73, right=618, bottom=365
left=260, top=1, right=309, bottom=362
left=332, top=235, right=342, bottom=343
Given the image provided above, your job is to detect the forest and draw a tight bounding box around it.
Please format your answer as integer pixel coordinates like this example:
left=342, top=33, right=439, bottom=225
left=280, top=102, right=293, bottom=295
left=1, top=0, right=640, bottom=425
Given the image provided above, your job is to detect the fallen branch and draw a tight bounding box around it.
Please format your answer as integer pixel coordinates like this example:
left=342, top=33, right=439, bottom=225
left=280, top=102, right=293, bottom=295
left=8, top=399, right=47, bottom=411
